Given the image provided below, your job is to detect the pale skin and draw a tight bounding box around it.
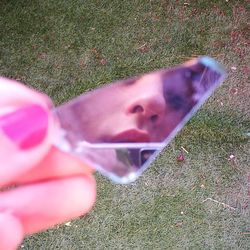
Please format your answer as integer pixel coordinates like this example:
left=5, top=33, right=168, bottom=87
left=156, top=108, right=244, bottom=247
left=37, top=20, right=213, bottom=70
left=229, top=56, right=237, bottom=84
left=0, top=78, right=96, bottom=250
left=65, top=71, right=189, bottom=144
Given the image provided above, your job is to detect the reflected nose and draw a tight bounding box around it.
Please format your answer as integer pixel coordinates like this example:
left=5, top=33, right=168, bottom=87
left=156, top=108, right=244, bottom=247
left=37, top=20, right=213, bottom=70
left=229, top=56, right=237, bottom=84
left=128, top=94, right=166, bottom=123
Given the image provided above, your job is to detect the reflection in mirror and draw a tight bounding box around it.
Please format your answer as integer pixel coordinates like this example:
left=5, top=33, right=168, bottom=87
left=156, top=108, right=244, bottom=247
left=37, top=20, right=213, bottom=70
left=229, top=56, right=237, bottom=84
left=55, top=57, right=226, bottom=183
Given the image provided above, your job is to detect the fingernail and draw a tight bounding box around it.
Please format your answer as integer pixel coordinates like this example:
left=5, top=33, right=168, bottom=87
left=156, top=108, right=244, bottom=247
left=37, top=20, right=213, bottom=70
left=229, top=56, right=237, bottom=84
left=0, top=105, right=48, bottom=150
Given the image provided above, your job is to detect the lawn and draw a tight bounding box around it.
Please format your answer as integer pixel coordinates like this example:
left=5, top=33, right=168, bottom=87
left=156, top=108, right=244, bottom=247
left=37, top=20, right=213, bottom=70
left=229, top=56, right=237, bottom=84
left=0, top=0, right=249, bottom=249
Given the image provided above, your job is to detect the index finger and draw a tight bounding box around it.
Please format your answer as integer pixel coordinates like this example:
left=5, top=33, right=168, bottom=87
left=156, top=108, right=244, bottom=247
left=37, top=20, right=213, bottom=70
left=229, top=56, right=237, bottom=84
left=15, top=146, right=94, bottom=186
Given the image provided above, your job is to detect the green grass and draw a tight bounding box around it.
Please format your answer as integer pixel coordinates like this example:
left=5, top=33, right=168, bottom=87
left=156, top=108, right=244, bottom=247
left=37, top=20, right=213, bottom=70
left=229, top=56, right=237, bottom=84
left=0, top=0, right=249, bottom=249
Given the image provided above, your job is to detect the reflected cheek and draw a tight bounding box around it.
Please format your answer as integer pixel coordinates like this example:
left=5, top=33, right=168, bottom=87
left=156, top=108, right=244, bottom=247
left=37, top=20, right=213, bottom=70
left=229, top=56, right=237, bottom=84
left=163, top=111, right=184, bottom=130
left=149, top=111, right=184, bottom=141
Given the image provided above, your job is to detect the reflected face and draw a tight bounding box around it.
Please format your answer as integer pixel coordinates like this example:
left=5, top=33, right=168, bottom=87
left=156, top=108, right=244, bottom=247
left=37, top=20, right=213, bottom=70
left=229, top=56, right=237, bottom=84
left=65, top=62, right=207, bottom=143
left=55, top=57, right=225, bottom=182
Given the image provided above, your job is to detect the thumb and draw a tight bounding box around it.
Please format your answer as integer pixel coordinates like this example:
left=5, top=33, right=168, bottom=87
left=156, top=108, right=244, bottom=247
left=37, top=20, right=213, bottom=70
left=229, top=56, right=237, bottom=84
left=0, top=78, right=56, bottom=186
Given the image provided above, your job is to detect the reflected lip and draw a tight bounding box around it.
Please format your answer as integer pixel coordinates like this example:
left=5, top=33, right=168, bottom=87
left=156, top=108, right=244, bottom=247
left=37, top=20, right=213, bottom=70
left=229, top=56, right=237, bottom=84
left=112, top=129, right=150, bottom=143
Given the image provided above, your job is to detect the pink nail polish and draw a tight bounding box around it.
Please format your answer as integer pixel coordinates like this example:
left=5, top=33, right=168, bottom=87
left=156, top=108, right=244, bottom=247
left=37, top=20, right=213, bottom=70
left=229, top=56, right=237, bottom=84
left=0, top=105, right=48, bottom=150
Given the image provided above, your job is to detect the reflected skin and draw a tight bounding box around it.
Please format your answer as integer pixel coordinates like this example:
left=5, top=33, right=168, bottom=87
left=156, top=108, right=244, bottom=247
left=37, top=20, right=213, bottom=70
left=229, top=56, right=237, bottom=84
left=61, top=63, right=202, bottom=144
left=94, top=72, right=189, bottom=142
left=56, top=60, right=219, bottom=175
left=99, top=73, right=177, bottom=142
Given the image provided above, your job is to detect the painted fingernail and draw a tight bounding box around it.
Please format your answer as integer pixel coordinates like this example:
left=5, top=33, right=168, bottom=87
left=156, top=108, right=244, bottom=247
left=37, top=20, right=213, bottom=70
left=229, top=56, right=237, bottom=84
left=0, top=105, right=48, bottom=150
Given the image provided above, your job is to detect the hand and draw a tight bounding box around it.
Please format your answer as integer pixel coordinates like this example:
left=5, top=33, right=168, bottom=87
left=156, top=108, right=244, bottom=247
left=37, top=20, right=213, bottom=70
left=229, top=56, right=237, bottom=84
left=0, top=78, right=96, bottom=250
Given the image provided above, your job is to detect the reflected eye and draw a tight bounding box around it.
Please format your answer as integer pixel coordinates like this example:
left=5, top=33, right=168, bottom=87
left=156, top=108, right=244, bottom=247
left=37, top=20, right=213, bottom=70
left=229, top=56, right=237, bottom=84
left=184, top=64, right=206, bottom=82
left=150, top=114, right=158, bottom=122
left=166, top=92, right=185, bottom=110
left=184, top=69, right=199, bottom=81
left=184, top=69, right=193, bottom=79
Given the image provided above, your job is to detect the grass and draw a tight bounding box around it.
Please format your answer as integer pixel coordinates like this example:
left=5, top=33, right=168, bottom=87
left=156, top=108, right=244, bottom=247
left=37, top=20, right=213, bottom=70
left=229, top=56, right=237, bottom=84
left=0, top=0, right=249, bottom=249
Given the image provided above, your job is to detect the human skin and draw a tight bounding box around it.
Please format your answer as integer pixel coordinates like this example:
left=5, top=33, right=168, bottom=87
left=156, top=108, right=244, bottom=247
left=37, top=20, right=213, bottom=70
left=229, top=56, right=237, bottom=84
left=0, top=78, right=96, bottom=250
left=55, top=59, right=213, bottom=177
left=57, top=64, right=199, bottom=144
